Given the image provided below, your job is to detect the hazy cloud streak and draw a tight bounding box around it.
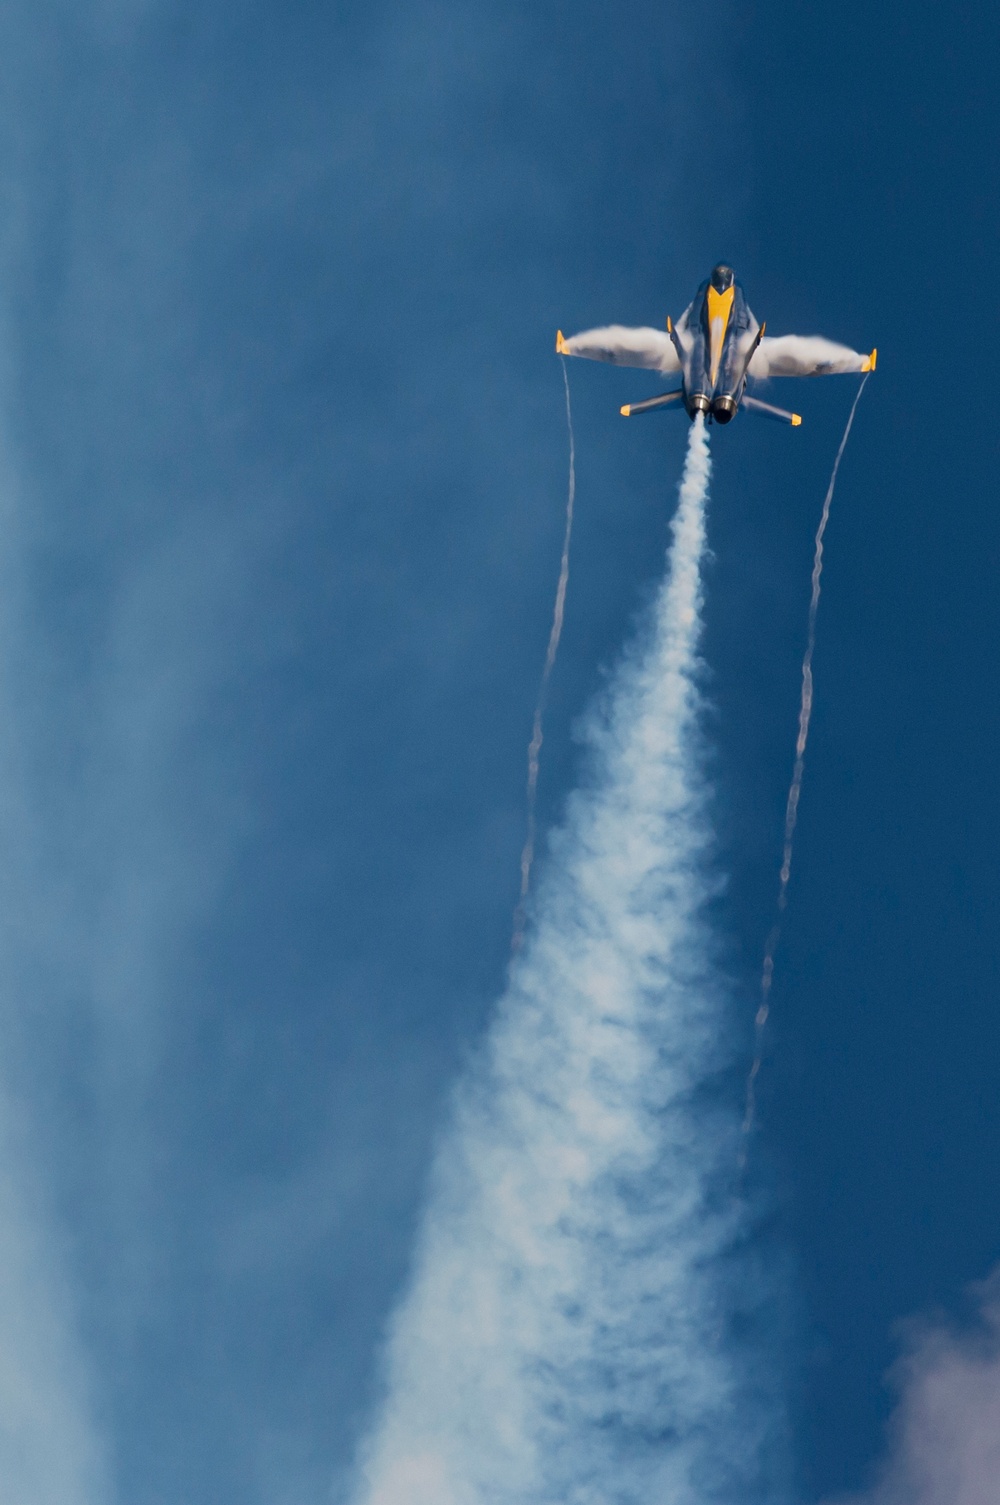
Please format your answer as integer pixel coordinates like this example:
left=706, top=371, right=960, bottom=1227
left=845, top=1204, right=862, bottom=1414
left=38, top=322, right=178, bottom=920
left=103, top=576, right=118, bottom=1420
left=0, top=1089, right=108, bottom=1503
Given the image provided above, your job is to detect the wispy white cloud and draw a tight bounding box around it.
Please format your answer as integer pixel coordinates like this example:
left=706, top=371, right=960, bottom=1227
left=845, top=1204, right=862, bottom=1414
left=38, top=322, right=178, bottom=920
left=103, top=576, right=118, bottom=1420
left=829, top=1270, right=1000, bottom=1505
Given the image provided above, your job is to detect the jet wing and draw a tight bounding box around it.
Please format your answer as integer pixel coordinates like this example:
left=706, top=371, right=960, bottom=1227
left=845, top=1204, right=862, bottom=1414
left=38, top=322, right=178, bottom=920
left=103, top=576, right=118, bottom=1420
left=749, top=335, right=876, bottom=378
left=556, top=325, right=680, bottom=374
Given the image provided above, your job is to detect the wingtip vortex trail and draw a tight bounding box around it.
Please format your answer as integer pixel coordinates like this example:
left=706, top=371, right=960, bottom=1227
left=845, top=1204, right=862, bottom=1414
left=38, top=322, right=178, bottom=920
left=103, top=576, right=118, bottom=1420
left=512, top=357, right=576, bottom=951
left=743, top=372, right=871, bottom=1145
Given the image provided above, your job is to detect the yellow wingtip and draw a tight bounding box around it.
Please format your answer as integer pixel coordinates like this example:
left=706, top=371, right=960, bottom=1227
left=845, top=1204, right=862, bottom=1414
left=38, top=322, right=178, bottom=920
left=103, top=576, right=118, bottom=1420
left=620, top=405, right=632, bottom=417
left=666, top=315, right=673, bottom=333
left=555, top=329, right=569, bottom=355
left=869, top=347, right=877, bottom=371
left=791, top=414, right=802, bottom=427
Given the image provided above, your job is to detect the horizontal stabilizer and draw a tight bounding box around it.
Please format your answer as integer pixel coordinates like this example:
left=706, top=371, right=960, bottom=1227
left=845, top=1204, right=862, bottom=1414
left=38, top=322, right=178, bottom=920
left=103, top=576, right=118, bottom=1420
left=741, top=394, right=802, bottom=426
left=620, top=389, right=685, bottom=417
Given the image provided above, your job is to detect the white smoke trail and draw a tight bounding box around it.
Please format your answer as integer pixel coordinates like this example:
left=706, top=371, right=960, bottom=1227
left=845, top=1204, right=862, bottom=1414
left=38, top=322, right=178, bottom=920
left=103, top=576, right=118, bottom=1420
left=352, top=416, right=783, bottom=1505
left=743, top=375, right=870, bottom=1142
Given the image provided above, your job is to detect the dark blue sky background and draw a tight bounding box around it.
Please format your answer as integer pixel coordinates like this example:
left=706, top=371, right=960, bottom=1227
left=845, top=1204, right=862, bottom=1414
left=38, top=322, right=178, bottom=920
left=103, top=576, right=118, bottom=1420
left=0, top=2, right=993, bottom=1502
left=719, top=6, right=1000, bottom=1496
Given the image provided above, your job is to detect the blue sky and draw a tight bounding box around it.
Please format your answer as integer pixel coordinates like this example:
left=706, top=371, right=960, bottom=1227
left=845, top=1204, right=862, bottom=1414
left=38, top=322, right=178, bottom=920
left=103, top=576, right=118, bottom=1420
left=0, top=2, right=996, bottom=1502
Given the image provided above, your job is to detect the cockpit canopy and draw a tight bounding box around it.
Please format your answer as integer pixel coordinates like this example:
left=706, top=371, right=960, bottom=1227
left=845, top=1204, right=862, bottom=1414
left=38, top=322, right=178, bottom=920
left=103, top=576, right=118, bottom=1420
left=710, top=263, right=735, bottom=292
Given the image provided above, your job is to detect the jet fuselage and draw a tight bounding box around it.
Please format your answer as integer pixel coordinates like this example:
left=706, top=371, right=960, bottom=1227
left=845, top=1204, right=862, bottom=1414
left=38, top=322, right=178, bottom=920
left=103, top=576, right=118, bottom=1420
left=669, top=264, right=762, bottom=424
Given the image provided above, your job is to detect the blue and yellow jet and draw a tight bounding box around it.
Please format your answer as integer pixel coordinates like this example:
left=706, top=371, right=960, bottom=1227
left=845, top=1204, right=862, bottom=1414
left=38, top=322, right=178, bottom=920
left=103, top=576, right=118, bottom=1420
left=556, top=264, right=876, bottom=426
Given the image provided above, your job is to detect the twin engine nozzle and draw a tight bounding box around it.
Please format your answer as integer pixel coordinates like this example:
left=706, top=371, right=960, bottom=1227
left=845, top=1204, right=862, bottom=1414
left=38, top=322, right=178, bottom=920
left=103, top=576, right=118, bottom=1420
left=689, top=393, right=738, bottom=424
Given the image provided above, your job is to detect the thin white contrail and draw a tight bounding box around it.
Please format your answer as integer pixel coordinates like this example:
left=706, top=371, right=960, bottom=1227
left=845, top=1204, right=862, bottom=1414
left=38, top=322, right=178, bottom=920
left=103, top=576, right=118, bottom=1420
left=743, top=374, right=871, bottom=1142
left=353, top=416, right=783, bottom=1505
left=513, top=356, right=576, bottom=951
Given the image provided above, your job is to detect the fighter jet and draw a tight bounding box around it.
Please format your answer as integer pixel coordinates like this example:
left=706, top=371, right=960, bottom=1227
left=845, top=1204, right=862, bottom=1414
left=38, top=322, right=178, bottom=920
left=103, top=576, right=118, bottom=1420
left=555, top=264, right=875, bottom=426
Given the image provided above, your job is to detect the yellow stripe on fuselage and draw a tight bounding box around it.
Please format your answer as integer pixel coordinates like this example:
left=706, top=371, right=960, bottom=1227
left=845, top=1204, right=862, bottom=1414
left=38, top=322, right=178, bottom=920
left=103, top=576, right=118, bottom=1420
left=706, top=284, right=735, bottom=387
